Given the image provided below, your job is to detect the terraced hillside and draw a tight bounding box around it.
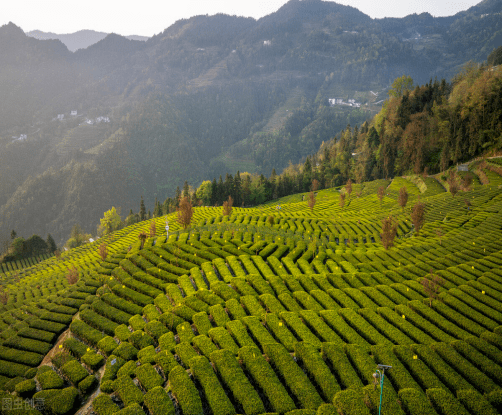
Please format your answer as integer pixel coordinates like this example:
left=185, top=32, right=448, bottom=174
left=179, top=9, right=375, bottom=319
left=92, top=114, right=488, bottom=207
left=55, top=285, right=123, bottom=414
left=0, top=162, right=501, bottom=415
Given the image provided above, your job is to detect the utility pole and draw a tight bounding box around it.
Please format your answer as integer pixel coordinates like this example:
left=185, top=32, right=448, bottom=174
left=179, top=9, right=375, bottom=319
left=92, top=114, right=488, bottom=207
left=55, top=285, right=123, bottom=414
left=372, top=364, right=392, bottom=415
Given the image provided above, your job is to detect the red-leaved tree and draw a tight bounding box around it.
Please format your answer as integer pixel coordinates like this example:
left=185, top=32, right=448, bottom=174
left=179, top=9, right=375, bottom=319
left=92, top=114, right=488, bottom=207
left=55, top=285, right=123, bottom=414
left=222, top=196, right=233, bottom=216
left=177, top=197, right=194, bottom=229
left=381, top=216, right=398, bottom=250
left=411, top=199, right=425, bottom=236
left=421, top=270, right=445, bottom=307
left=398, top=186, right=409, bottom=211
left=377, top=186, right=385, bottom=207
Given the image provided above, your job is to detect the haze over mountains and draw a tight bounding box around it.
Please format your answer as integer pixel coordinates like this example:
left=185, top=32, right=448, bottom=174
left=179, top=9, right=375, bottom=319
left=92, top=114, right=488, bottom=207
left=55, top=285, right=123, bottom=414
left=0, top=0, right=501, bottom=247
left=26, top=29, right=148, bottom=52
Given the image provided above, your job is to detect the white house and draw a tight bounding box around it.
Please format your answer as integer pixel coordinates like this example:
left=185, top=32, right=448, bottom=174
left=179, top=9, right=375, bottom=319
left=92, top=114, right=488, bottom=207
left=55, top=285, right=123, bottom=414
left=71, top=110, right=77, bottom=116
left=86, top=119, right=94, bottom=125
left=328, top=98, right=336, bottom=106
left=57, top=114, right=64, bottom=120
left=263, top=40, right=271, bottom=46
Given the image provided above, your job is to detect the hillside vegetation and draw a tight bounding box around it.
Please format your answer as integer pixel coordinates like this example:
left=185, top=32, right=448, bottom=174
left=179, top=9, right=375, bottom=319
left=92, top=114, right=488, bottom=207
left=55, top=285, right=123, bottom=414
left=0, top=0, right=501, bottom=245
left=0, top=158, right=500, bottom=415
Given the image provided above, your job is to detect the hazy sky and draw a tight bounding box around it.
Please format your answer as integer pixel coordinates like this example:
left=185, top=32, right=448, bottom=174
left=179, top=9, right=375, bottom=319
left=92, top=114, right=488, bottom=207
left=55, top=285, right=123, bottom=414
left=3, top=0, right=483, bottom=37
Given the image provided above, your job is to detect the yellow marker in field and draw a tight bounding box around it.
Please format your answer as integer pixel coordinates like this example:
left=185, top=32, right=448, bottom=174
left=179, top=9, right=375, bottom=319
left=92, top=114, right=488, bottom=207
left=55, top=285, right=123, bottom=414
left=279, top=322, right=282, bottom=326
left=413, top=355, right=417, bottom=360
left=482, top=291, right=485, bottom=295
left=59, top=345, right=62, bottom=349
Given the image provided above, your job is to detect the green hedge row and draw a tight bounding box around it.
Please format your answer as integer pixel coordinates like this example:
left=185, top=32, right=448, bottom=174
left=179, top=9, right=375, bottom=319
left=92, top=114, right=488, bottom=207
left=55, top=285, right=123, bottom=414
left=168, top=365, right=204, bottom=415
left=226, top=320, right=256, bottom=348
left=80, top=308, right=118, bottom=336
left=319, top=310, right=370, bottom=351
left=37, top=365, right=64, bottom=389
left=92, top=299, right=132, bottom=325
left=392, top=344, right=448, bottom=391
left=208, top=326, right=239, bottom=354
left=407, top=301, right=472, bottom=340
left=359, top=308, right=414, bottom=345
left=101, top=293, right=143, bottom=316
left=0, top=345, right=43, bottom=366
left=113, top=375, right=144, bottom=407
left=93, top=393, right=120, bottom=415
left=321, top=343, right=363, bottom=390
left=144, top=386, right=176, bottom=415
left=0, top=358, right=32, bottom=377
left=3, top=335, right=52, bottom=355
left=411, top=344, right=473, bottom=393
left=61, top=359, right=89, bottom=384
left=338, top=308, right=391, bottom=346
left=135, top=363, right=163, bottom=391
left=264, top=343, right=323, bottom=410
left=210, top=348, right=265, bottom=415
left=264, top=313, right=297, bottom=351
left=333, top=388, right=371, bottom=415
left=426, top=388, right=471, bottom=415
left=111, top=283, right=153, bottom=307
left=238, top=345, right=296, bottom=414
left=377, top=307, right=435, bottom=345
left=294, top=342, right=340, bottom=401
left=293, top=291, right=324, bottom=312
left=430, top=342, right=499, bottom=394
left=189, top=355, right=236, bottom=415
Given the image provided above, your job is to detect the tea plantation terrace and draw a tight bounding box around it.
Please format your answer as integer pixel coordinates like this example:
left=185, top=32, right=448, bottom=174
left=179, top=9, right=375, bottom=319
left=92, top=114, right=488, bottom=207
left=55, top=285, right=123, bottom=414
left=0, top=160, right=501, bottom=415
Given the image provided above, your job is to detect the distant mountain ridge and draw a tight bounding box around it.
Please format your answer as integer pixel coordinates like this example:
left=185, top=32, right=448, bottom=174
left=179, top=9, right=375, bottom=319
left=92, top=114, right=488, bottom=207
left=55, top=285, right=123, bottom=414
left=26, top=29, right=148, bottom=52
left=0, top=0, right=500, bottom=246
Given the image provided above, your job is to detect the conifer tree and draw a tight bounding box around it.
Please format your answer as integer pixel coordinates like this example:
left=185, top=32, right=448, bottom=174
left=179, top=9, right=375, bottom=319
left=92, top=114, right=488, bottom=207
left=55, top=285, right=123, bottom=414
left=183, top=181, right=190, bottom=199
left=140, top=196, right=146, bottom=221
left=46, top=234, right=57, bottom=254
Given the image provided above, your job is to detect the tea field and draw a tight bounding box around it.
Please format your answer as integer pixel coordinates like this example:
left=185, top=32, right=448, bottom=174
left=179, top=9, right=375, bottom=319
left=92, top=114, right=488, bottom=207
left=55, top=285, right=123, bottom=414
left=0, top=160, right=501, bottom=415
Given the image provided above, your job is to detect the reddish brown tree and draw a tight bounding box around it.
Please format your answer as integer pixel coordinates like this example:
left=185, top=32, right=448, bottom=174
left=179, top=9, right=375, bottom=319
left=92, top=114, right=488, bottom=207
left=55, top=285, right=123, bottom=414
left=436, top=228, right=443, bottom=245
left=339, top=192, right=346, bottom=209
left=66, top=266, right=79, bottom=285
left=308, top=191, right=316, bottom=212
left=149, top=221, right=157, bottom=238
left=177, top=197, right=194, bottom=229
left=380, top=216, right=398, bottom=250
left=411, top=199, right=425, bottom=236
left=138, top=231, right=148, bottom=249
left=345, top=179, right=353, bottom=199
left=312, top=179, right=320, bottom=192
left=377, top=186, right=385, bottom=207
left=0, top=288, right=8, bottom=305
left=398, top=186, right=409, bottom=211
left=98, top=242, right=108, bottom=261
left=54, top=249, right=62, bottom=261
left=421, top=270, right=445, bottom=307
left=447, top=170, right=459, bottom=197
left=462, top=174, right=473, bottom=191
left=222, top=196, right=233, bottom=216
